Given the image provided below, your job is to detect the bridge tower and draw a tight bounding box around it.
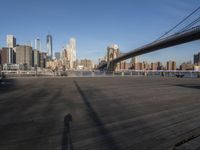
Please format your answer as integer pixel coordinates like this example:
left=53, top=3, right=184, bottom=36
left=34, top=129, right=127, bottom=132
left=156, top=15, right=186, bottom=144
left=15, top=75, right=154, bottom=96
left=107, top=44, right=120, bottom=71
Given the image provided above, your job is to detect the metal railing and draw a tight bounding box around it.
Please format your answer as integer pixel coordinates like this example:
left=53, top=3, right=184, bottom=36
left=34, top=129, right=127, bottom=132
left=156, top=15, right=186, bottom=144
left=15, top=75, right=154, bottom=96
left=1, top=70, right=200, bottom=78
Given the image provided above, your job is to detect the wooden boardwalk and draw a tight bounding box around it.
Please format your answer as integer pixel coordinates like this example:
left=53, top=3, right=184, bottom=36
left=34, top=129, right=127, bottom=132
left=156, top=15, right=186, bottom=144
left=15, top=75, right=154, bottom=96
left=0, top=77, right=200, bottom=150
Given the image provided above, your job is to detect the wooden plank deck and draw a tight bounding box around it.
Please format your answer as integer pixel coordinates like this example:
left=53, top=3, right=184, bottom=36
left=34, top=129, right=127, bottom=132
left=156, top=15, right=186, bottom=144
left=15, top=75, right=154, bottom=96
left=0, top=77, right=200, bottom=150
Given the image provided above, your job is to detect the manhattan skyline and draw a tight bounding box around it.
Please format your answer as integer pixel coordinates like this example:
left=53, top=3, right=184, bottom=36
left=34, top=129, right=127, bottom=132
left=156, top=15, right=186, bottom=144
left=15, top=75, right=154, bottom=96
left=0, top=0, right=200, bottom=65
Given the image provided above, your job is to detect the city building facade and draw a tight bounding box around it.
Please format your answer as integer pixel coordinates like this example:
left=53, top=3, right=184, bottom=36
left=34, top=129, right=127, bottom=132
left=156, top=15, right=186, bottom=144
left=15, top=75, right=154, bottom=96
left=39, top=52, right=47, bottom=68
left=80, top=59, right=93, bottom=70
left=46, top=34, right=53, bottom=59
left=166, top=61, right=176, bottom=70
left=180, top=62, right=194, bottom=70
left=6, top=35, right=16, bottom=48
left=68, top=38, right=76, bottom=69
left=33, top=49, right=40, bottom=67
left=16, top=45, right=33, bottom=67
left=194, top=52, right=200, bottom=65
left=35, top=37, right=41, bottom=50
left=0, top=49, right=2, bottom=65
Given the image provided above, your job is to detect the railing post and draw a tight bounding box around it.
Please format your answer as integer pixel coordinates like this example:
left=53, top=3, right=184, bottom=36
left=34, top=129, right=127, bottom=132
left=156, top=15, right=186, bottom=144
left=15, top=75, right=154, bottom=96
left=122, top=72, right=124, bottom=77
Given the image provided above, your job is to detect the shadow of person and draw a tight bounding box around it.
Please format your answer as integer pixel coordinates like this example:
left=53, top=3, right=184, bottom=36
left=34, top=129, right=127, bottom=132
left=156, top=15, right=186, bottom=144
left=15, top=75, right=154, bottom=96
left=61, top=114, right=73, bottom=150
left=0, top=78, right=16, bottom=94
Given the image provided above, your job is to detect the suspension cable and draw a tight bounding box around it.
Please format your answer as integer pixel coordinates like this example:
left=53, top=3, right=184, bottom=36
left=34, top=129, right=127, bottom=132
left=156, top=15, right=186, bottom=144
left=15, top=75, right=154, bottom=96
left=178, top=16, right=200, bottom=32
left=156, top=6, right=200, bottom=40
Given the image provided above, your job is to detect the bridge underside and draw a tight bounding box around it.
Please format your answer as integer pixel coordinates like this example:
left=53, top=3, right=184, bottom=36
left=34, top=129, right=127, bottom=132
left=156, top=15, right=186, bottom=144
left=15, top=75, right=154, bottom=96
left=98, top=26, right=200, bottom=71
left=106, top=61, right=117, bottom=72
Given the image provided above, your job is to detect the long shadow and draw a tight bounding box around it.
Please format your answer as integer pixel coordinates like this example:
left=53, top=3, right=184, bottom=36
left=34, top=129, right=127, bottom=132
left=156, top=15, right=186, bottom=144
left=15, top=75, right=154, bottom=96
left=73, top=80, right=120, bottom=150
left=0, top=78, right=16, bottom=94
left=62, top=113, right=74, bottom=150
left=174, top=84, right=200, bottom=90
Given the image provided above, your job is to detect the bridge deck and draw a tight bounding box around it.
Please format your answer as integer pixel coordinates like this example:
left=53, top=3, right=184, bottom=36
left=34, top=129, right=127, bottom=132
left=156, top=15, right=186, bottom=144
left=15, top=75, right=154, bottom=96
left=98, top=26, right=200, bottom=70
left=0, top=77, right=200, bottom=150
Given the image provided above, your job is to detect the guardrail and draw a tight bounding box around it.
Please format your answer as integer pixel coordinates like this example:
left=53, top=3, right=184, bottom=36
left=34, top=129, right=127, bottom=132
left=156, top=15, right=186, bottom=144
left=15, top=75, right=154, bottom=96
left=1, top=70, right=54, bottom=77
left=1, top=70, right=200, bottom=78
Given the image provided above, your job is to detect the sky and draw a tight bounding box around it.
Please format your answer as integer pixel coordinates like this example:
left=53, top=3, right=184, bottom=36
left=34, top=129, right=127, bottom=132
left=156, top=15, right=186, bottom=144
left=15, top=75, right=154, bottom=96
left=0, top=0, right=200, bottom=65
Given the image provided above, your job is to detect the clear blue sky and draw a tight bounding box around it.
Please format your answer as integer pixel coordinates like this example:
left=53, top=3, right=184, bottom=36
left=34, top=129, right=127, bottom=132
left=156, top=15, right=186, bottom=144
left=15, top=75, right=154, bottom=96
left=0, top=0, right=200, bottom=65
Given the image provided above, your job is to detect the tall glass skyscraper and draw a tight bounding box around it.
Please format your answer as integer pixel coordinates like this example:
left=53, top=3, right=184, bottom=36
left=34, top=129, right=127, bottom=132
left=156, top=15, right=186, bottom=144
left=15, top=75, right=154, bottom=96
left=65, top=38, right=76, bottom=69
left=69, top=38, right=76, bottom=68
left=6, top=35, right=16, bottom=48
left=35, top=37, right=41, bottom=50
left=46, top=34, right=53, bottom=59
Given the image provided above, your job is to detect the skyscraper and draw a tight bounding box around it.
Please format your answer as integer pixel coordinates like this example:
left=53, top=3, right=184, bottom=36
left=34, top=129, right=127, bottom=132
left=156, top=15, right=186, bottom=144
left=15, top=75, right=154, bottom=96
left=1, top=47, right=15, bottom=64
left=46, top=34, right=53, bottom=59
left=80, top=59, right=93, bottom=70
left=69, top=38, right=76, bottom=61
left=66, top=38, right=76, bottom=69
left=33, top=49, right=40, bottom=67
left=16, top=45, right=33, bottom=67
left=166, top=61, right=176, bottom=70
left=6, top=35, right=16, bottom=48
left=39, top=52, right=47, bottom=68
left=35, top=37, right=41, bottom=50
left=0, top=49, right=2, bottom=65
left=194, top=52, right=200, bottom=65
left=1, top=48, right=9, bottom=64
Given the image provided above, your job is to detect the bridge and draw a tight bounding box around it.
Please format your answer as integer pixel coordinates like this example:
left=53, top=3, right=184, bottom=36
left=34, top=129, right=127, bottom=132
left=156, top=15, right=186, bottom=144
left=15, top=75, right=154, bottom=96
left=98, top=26, right=200, bottom=71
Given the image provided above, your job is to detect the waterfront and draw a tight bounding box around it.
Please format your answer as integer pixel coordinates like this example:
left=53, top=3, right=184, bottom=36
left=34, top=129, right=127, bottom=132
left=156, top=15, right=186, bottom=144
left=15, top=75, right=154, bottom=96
left=0, top=77, right=200, bottom=150
left=1, top=70, right=200, bottom=78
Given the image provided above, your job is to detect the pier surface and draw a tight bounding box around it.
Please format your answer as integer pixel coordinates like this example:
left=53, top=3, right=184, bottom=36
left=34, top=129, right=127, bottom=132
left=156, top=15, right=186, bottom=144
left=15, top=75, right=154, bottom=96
left=0, top=77, right=200, bottom=150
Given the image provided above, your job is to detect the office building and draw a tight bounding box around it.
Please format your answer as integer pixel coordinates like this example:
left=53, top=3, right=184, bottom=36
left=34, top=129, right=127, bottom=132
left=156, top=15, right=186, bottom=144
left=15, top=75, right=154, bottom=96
left=46, top=34, right=53, bottom=59
left=80, top=59, right=93, bottom=70
left=8, top=48, right=15, bottom=64
left=143, top=61, right=150, bottom=70
left=180, top=62, right=194, bottom=70
left=194, top=52, right=200, bottom=65
left=46, top=59, right=62, bottom=70
left=16, top=45, right=33, bottom=67
left=1, top=48, right=9, bottom=64
left=151, top=63, right=158, bottom=70
left=166, top=61, right=176, bottom=70
left=119, top=61, right=131, bottom=70
left=67, top=38, right=76, bottom=69
left=0, top=49, right=2, bottom=65
left=39, top=52, right=47, bottom=68
left=0, top=47, right=15, bottom=64
left=69, top=38, right=76, bottom=61
left=157, top=62, right=162, bottom=70
left=35, top=37, right=41, bottom=50
left=6, top=35, right=16, bottom=48
left=33, top=49, right=40, bottom=67
left=150, top=62, right=162, bottom=70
